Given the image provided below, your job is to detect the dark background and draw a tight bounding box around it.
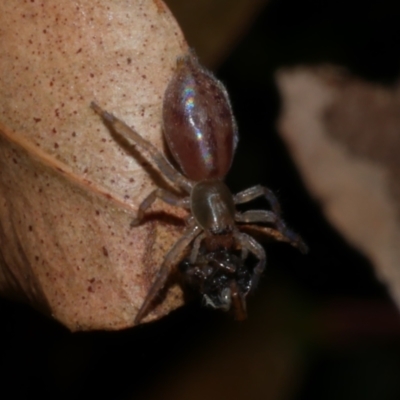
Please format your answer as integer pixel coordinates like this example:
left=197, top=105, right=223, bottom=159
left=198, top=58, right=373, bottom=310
left=2, top=1, right=400, bottom=399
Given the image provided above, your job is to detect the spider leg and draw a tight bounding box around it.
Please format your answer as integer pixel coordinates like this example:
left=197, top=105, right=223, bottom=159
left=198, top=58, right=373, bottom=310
left=131, top=189, right=190, bottom=226
left=189, top=232, right=206, bottom=264
left=235, top=209, right=307, bottom=252
left=233, top=185, right=282, bottom=216
left=230, top=280, right=247, bottom=321
left=235, top=210, right=277, bottom=224
left=91, top=102, right=194, bottom=193
left=134, top=224, right=202, bottom=324
left=240, top=246, right=249, bottom=260
left=236, top=231, right=266, bottom=292
left=240, top=224, right=309, bottom=254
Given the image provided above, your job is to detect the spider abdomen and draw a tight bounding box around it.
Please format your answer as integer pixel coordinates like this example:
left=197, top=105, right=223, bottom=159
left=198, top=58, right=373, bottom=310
left=162, top=54, right=238, bottom=181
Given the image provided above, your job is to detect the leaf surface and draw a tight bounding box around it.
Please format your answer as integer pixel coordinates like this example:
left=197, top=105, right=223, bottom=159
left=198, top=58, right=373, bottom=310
left=0, top=0, right=188, bottom=330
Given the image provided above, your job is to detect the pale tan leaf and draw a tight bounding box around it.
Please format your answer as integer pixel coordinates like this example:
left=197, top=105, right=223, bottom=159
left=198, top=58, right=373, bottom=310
left=0, top=0, right=189, bottom=330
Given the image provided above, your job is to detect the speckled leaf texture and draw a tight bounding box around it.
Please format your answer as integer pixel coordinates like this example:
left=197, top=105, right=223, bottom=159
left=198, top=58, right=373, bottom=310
left=0, top=0, right=189, bottom=330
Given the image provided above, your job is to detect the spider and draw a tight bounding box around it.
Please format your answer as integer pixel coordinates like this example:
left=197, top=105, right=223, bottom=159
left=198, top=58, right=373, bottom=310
left=91, top=52, right=307, bottom=324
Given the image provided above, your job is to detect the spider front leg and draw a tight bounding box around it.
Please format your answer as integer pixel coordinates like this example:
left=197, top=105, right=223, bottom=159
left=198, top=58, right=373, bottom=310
left=235, top=232, right=266, bottom=292
left=91, top=102, right=194, bottom=193
left=134, top=224, right=202, bottom=324
left=131, top=189, right=190, bottom=227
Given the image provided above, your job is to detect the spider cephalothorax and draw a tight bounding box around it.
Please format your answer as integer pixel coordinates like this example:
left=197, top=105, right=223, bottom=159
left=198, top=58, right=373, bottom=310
left=91, top=52, right=307, bottom=323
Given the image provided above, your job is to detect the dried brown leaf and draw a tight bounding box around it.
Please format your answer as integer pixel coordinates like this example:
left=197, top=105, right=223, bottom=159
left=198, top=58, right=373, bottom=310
left=0, top=0, right=189, bottom=330
left=276, top=67, right=400, bottom=310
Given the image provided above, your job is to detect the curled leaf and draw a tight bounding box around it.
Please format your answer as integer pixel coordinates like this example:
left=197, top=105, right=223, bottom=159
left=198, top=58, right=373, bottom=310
left=277, top=67, right=400, bottom=310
